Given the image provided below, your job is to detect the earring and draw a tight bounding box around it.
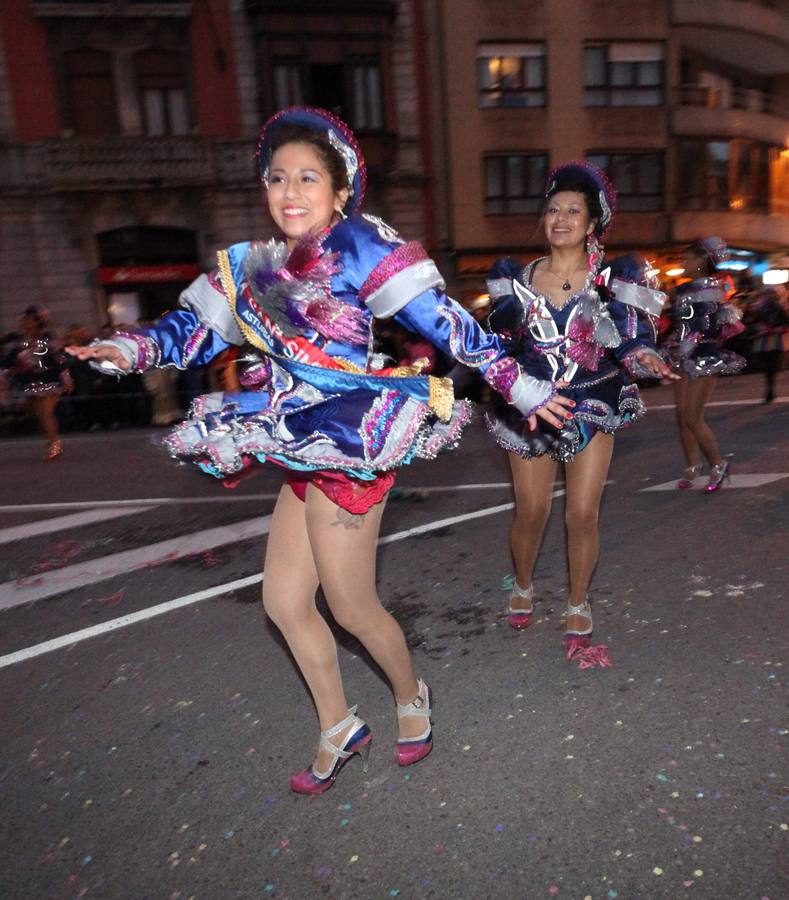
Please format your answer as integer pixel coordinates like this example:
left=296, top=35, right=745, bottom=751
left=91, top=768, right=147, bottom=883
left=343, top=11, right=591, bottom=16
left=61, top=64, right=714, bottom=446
left=335, top=206, right=348, bottom=221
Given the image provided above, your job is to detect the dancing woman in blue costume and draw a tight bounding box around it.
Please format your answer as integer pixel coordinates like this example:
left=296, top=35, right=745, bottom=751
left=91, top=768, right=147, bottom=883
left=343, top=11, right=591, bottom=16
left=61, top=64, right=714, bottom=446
left=68, top=107, right=572, bottom=793
left=485, top=162, right=677, bottom=665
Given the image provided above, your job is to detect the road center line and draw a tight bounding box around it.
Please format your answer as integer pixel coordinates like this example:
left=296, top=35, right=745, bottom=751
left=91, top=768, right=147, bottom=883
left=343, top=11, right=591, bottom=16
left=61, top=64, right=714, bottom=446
left=0, top=492, right=565, bottom=669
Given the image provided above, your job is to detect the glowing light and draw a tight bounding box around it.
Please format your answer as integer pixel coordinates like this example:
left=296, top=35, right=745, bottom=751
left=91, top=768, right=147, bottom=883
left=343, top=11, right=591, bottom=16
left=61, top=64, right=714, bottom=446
left=665, top=267, right=685, bottom=277
left=763, top=269, right=789, bottom=285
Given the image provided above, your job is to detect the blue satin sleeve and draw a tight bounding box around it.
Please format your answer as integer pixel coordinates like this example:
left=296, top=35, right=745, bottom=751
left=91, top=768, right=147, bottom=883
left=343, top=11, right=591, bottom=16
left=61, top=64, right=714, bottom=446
left=608, top=298, right=658, bottom=362
left=137, top=308, right=233, bottom=369
left=393, top=288, right=511, bottom=377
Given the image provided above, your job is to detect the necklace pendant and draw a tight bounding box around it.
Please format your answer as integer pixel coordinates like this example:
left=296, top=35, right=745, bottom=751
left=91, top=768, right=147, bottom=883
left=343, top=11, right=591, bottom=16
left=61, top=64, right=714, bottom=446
left=562, top=281, right=571, bottom=291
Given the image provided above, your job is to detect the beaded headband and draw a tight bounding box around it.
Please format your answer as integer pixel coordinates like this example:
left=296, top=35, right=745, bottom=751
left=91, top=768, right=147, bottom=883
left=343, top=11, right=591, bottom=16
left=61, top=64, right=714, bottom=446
left=256, top=106, right=367, bottom=213
left=545, top=160, right=617, bottom=236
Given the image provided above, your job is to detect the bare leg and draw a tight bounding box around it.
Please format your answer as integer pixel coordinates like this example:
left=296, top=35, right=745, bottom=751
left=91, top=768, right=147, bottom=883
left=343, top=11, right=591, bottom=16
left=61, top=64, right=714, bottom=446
left=303, top=485, right=424, bottom=741
left=30, top=395, right=60, bottom=444
left=683, top=378, right=722, bottom=467
left=563, top=432, right=614, bottom=629
left=507, top=452, right=558, bottom=607
left=673, top=379, right=701, bottom=468
left=261, top=485, right=349, bottom=771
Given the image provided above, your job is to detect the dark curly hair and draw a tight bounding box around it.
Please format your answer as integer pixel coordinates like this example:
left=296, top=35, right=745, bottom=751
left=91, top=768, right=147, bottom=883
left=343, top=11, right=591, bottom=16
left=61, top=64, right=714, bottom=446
left=266, top=123, right=348, bottom=198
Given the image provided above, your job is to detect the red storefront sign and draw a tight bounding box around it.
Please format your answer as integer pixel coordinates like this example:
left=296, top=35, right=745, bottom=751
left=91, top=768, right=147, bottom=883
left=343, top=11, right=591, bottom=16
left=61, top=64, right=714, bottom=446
left=98, top=264, right=200, bottom=285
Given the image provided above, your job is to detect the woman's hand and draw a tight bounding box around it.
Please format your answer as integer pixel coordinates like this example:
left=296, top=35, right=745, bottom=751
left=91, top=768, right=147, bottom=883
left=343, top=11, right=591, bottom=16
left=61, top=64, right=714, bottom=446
left=634, top=348, right=679, bottom=381
left=527, top=383, right=575, bottom=430
left=65, top=343, right=130, bottom=372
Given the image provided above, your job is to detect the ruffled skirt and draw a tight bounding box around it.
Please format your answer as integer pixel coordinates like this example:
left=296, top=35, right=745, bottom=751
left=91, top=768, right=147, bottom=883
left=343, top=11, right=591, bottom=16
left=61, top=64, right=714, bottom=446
left=485, top=374, right=644, bottom=463
left=164, top=357, right=472, bottom=493
left=662, top=341, right=745, bottom=378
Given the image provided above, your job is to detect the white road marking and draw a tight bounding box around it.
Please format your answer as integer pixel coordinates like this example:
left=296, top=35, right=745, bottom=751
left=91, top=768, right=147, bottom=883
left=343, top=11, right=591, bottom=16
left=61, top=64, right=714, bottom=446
left=0, top=575, right=262, bottom=670
left=640, top=473, right=789, bottom=492
left=0, top=482, right=514, bottom=514
left=0, top=491, right=566, bottom=668
left=0, top=516, right=273, bottom=610
left=0, top=506, right=154, bottom=545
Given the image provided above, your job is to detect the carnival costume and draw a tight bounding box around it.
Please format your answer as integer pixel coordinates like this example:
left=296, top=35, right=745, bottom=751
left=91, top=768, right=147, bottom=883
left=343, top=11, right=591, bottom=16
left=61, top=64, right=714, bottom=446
left=92, top=107, right=556, bottom=513
left=662, top=238, right=745, bottom=378
left=2, top=331, right=66, bottom=398
left=485, top=163, right=666, bottom=464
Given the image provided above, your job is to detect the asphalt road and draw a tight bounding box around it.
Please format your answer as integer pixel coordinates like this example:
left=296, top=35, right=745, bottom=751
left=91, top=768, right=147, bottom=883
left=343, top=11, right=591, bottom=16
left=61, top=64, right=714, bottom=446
left=1, top=372, right=787, bottom=900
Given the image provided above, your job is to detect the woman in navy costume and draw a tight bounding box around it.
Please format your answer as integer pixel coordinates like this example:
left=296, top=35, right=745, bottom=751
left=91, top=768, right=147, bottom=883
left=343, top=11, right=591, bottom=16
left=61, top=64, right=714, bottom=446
left=68, top=108, right=572, bottom=792
left=2, top=305, right=70, bottom=460
left=486, top=161, right=676, bottom=664
left=662, top=238, right=745, bottom=491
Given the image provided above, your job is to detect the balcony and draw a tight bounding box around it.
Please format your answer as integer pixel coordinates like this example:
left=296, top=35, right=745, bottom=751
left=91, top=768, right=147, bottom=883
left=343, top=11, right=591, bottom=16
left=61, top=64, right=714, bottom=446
left=673, top=209, right=789, bottom=249
left=672, top=1, right=789, bottom=76
left=30, top=1, right=192, bottom=18
left=674, top=85, right=789, bottom=145
left=0, top=136, right=257, bottom=192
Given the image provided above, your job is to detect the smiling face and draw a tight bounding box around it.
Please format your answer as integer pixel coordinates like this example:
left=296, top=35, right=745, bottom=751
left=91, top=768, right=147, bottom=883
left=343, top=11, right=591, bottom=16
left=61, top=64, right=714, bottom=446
left=266, top=141, right=349, bottom=248
left=543, top=191, right=596, bottom=251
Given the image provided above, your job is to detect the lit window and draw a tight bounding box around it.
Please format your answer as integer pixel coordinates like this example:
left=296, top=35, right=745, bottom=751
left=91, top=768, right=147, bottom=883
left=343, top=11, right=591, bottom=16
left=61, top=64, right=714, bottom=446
left=478, top=44, right=546, bottom=109
left=484, top=153, right=548, bottom=215
left=584, top=43, right=664, bottom=107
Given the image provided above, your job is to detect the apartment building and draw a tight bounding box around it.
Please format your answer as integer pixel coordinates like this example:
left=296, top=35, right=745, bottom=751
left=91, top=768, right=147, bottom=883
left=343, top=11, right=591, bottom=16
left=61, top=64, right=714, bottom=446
left=0, top=0, right=430, bottom=329
left=422, top=0, right=789, bottom=289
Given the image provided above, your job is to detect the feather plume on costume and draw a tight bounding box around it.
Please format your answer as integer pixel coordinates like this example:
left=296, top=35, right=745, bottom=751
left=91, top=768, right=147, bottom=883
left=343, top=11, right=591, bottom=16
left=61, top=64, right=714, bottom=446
left=244, top=234, right=369, bottom=345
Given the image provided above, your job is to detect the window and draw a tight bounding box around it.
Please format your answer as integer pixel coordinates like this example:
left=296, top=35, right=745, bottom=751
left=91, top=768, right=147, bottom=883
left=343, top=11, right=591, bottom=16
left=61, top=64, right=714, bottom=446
left=484, top=153, right=548, bottom=215
left=135, top=50, right=190, bottom=136
left=273, top=61, right=304, bottom=109
left=478, top=44, right=545, bottom=108
left=62, top=48, right=119, bottom=136
left=584, top=43, right=663, bottom=107
left=350, top=62, right=384, bottom=131
left=679, top=140, right=770, bottom=212
left=586, top=152, right=663, bottom=211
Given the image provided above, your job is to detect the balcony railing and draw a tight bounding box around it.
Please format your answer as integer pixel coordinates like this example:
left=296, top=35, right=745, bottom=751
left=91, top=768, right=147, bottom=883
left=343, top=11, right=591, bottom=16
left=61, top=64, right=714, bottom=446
left=676, top=84, right=788, bottom=118
left=0, top=136, right=257, bottom=192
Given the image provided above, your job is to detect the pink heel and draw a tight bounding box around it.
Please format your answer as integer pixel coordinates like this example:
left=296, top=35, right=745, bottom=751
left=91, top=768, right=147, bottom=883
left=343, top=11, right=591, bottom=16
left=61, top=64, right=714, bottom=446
left=395, top=679, right=433, bottom=766
left=290, top=707, right=372, bottom=795
left=704, top=462, right=730, bottom=492
left=677, top=463, right=702, bottom=489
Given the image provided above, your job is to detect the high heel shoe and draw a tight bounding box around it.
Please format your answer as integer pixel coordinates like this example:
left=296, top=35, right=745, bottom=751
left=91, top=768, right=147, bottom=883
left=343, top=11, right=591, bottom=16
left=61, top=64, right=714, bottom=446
left=704, top=462, right=730, bottom=493
left=395, top=678, right=433, bottom=766
left=44, top=439, right=63, bottom=461
left=677, top=463, right=702, bottom=489
left=506, top=580, right=534, bottom=630
left=564, top=600, right=612, bottom=668
left=290, top=706, right=372, bottom=795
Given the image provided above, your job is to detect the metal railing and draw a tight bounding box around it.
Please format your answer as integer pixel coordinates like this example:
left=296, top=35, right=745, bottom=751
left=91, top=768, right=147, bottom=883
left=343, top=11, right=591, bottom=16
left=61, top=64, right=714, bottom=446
left=675, top=84, right=788, bottom=118
left=0, top=136, right=256, bottom=191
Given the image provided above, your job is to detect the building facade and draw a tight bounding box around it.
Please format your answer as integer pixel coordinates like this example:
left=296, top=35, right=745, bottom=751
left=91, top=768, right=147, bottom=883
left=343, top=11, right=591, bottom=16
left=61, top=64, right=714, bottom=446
left=0, top=0, right=431, bottom=331
left=424, top=0, right=789, bottom=289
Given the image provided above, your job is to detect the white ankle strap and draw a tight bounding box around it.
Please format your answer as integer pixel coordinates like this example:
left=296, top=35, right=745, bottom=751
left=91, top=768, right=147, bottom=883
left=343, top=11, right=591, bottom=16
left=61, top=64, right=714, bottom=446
left=397, top=679, right=431, bottom=719
left=321, top=706, right=359, bottom=740
left=510, top=580, right=533, bottom=600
